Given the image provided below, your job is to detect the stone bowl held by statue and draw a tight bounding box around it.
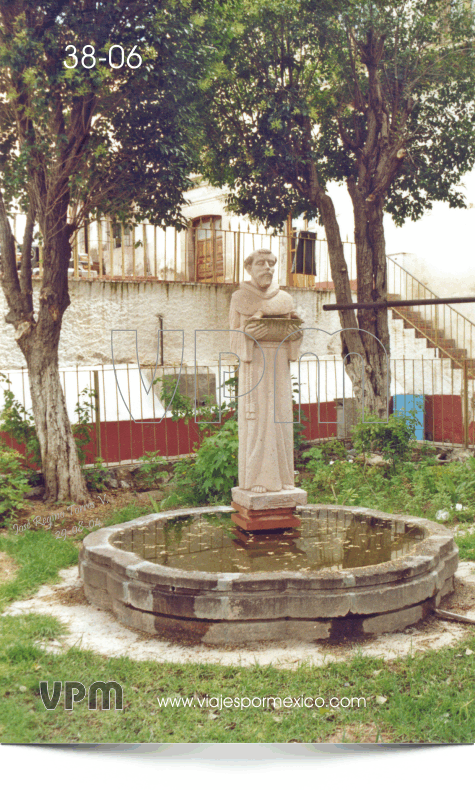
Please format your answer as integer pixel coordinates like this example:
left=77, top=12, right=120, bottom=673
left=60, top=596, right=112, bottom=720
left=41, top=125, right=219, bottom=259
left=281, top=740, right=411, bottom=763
left=244, top=315, right=303, bottom=342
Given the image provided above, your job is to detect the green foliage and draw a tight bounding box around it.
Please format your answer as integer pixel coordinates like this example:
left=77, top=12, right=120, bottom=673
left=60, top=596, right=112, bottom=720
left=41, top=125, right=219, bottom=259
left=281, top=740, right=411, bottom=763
left=220, top=374, right=239, bottom=414
left=201, top=0, right=475, bottom=228
left=351, top=410, right=419, bottom=467
left=71, top=387, right=96, bottom=465
left=0, top=376, right=99, bottom=472
left=155, top=374, right=237, bottom=432
left=103, top=503, right=152, bottom=527
left=0, top=2, right=214, bottom=224
left=302, top=438, right=347, bottom=468
left=302, top=447, right=475, bottom=524
left=135, top=451, right=167, bottom=488
left=198, top=0, right=475, bottom=408
left=164, top=418, right=239, bottom=507
left=454, top=530, right=475, bottom=562
left=292, top=377, right=308, bottom=450
left=0, top=373, right=40, bottom=466
left=0, top=443, right=30, bottom=527
left=193, top=418, right=239, bottom=499
left=301, top=412, right=475, bottom=521
left=154, top=377, right=195, bottom=423
left=83, top=458, right=108, bottom=492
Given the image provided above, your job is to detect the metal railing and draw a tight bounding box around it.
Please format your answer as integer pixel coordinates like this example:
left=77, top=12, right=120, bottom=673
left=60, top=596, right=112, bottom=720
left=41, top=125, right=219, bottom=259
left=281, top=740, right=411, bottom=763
left=12, top=212, right=353, bottom=287
left=67, top=218, right=289, bottom=285
left=5, top=210, right=475, bottom=369
left=1, top=357, right=474, bottom=468
left=386, top=255, right=475, bottom=369
left=315, top=247, right=475, bottom=366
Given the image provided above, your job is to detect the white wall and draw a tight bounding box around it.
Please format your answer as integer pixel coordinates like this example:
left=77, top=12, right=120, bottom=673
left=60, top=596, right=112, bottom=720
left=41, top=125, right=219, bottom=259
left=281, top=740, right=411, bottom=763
left=1, top=278, right=471, bottom=422
left=0, top=280, right=322, bottom=369
left=0, top=277, right=450, bottom=373
left=315, top=171, right=475, bottom=320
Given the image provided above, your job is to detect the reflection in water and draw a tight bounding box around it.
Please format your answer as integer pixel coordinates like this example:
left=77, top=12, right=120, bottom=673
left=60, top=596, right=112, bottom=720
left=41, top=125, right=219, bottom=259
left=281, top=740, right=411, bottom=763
left=111, top=511, right=425, bottom=574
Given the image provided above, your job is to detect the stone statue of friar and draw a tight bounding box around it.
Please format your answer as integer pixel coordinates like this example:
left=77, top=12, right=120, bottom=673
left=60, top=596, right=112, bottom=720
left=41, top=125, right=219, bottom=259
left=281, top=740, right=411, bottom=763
left=229, top=248, right=303, bottom=493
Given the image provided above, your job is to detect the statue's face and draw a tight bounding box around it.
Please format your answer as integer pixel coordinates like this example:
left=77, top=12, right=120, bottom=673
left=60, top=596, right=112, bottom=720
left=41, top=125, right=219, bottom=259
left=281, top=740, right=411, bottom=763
left=248, top=256, right=276, bottom=289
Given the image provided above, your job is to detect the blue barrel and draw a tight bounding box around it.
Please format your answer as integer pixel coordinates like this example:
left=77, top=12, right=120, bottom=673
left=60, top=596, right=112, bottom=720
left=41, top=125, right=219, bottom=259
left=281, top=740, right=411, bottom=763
left=392, top=394, right=424, bottom=440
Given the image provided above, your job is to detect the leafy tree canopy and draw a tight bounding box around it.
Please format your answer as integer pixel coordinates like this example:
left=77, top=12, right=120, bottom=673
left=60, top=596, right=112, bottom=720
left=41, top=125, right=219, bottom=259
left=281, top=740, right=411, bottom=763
left=201, top=0, right=475, bottom=228
left=0, top=0, right=217, bottom=230
left=0, top=0, right=223, bottom=503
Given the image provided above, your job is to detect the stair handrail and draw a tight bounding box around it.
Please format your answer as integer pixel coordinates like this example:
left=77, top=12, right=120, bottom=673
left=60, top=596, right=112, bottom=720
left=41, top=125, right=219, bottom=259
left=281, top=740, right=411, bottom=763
left=386, top=253, right=475, bottom=364
left=386, top=253, right=475, bottom=332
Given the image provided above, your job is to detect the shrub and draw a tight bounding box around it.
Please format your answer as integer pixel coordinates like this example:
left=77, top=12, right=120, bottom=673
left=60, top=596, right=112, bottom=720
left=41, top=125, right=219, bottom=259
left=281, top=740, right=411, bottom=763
left=300, top=447, right=475, bottom=524
left=193, top=418, right=238, bottom=498
left=135, top=451, right=167, bottom=488
left=154, top=376, right=194, bottom=423
left=301, top=439, right=347, bottom=473
left=83, top=458, right=108, bottom=492
left=154, top=374, right=237, bottom=432
left=71, top=387, right=96, bottom=465
left=0, top=443, right=30, bottom=527
left=0, top=375, right=96, bottom=468
left=164, top=418, right=239, bottom=507
left=351, top=409, right=419, bottom=467
left=0, top=373, right=40, bottom=466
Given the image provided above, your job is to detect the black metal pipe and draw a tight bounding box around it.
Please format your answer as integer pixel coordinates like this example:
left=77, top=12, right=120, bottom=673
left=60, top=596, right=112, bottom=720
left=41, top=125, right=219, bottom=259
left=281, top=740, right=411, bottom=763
left=323, top=296, right=475, bottom=311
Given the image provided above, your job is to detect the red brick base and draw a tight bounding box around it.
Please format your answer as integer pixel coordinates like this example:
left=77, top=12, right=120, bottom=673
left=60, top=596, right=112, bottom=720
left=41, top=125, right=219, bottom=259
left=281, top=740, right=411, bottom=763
left=231, top=501, right=302, bottom=533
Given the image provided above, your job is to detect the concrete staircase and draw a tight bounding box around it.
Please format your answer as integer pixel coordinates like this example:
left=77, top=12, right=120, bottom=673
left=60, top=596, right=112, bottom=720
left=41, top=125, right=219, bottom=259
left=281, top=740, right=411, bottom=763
left=388, top=295, right=475, bottom=380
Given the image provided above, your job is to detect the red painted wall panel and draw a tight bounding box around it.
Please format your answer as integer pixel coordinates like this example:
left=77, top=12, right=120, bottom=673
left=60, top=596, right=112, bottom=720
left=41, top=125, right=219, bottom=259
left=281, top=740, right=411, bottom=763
left=2, top=397, right=473, bottom=468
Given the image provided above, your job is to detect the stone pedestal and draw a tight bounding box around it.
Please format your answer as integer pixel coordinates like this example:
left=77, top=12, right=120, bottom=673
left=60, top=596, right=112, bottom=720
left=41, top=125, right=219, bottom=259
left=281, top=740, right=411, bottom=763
left=231, top=486, right=308, bottom=534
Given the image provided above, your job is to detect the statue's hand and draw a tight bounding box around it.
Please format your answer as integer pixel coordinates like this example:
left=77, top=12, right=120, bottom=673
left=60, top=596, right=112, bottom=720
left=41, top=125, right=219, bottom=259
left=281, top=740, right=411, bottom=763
left=245, top=320, right=267, bottom=340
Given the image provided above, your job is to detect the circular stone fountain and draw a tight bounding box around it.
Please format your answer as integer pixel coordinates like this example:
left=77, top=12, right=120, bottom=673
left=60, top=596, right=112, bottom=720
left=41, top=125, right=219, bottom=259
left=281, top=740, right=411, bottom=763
left=79, top=504, right=458, bottom=645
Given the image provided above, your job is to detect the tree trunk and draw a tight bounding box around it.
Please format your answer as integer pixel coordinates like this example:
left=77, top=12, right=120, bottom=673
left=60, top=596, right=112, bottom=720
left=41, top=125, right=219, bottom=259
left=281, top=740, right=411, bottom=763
left=347, top=182, right=390, bottom=418
left=25, top=339, right=88, bottom=503
left=1, top=192, right=88, bottom=504
left=25, top=216, right=88, bottom=503
left=308, top=165, right=390, bottom=418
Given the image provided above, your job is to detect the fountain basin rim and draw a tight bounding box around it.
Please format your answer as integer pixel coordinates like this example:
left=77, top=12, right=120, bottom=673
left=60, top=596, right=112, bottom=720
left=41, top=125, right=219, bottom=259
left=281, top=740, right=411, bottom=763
left=80, top=503, right=454, bottom=590
left=79, top=504, right=458, bottom=642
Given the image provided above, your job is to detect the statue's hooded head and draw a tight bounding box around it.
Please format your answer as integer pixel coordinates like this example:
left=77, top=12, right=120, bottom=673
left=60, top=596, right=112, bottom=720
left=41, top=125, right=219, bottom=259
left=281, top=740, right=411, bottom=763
left=244, top=249, right=277, bottom=291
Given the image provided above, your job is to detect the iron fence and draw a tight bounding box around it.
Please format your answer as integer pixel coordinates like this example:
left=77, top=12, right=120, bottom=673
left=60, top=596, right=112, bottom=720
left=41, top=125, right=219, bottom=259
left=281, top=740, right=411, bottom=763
left=6, top=211, right=475, bottom=359
left=1, top=356, right=474, bottom=469
left=4, top=209, right=475, bottom=387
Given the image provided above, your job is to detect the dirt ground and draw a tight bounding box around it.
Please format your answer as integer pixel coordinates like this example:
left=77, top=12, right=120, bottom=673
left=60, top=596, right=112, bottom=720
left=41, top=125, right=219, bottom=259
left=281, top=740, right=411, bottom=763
left=0, top=551, right=18, bottom=584
left=9, top=487, right=158, bottom=537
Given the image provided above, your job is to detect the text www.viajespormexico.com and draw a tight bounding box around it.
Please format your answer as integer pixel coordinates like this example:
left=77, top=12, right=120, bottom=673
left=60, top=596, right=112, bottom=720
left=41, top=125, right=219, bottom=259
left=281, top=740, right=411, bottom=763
left=157, top=695, right=366, bottom=710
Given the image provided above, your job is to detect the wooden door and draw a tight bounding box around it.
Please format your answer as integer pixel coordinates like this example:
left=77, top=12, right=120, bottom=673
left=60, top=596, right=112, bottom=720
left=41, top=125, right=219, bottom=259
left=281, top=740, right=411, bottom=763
left=194, top=216, right=224, bottom=282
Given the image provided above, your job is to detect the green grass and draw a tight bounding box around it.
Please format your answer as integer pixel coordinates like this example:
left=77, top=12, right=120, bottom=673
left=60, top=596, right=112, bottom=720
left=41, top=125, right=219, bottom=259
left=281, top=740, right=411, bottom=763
left=102, top=502, right=153, bottom=527
left=0, top=613, right=474, bottom=743
left=1, top=447, right=475, bottom=743
left=454, top=531, right=475, bottom=562
left=0, top=498, right=187, bottom=617
left=0, top=529, right=79, bottom=613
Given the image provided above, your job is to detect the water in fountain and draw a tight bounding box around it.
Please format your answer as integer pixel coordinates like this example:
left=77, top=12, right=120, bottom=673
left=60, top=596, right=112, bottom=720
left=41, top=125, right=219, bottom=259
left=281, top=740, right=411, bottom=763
left=111, top=511, right=425, bottom=574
